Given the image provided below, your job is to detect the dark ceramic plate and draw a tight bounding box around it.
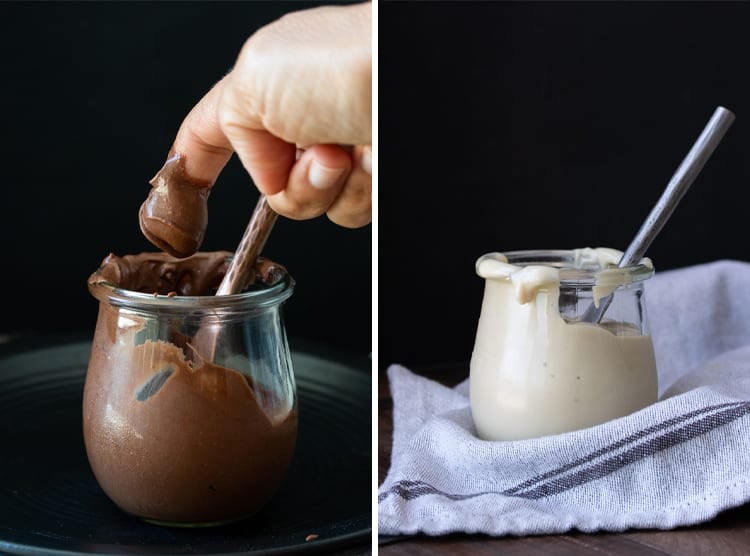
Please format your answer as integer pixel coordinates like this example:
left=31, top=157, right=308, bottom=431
left=0, top=337, right=371, bottom=555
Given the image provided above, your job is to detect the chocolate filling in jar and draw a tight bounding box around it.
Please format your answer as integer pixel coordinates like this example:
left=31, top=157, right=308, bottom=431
left=84, top=252, right=297, bottom=526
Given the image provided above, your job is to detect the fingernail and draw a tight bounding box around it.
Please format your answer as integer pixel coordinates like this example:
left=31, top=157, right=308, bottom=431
left=308, top=160, right=346, bottom=190
left=361, top=149, right=372, bottom=176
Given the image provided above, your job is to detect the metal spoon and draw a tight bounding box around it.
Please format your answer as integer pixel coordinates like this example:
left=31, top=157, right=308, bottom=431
left=216, top=195, right=278, bottom=295
left=191, top=195, right=278, bottom=361
left=580, top=106, right=735, bottom=324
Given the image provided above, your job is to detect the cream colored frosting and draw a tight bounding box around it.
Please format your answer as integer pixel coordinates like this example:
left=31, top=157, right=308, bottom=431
left=470, top=248, right=657, bottom=441
left=475, top=247, right=653, bottom=307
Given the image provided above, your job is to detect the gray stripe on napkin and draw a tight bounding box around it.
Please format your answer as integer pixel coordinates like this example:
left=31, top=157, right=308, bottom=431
left=380, top=401, right=750, bottom=503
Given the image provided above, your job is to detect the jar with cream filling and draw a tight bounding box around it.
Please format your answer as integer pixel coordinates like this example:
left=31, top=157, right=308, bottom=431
left=84, top=252, right=297, bottom=526
left=470, top=248, right=657, bottom=441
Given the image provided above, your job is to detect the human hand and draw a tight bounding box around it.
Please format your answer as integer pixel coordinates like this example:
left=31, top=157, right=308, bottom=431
left=140, top=2, right=372, bottom=257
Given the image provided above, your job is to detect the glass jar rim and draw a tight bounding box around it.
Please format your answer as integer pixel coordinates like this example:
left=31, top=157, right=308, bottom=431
left=489, top=249, right=654, bottom=284
left=88, top=272, right=295, bottom=313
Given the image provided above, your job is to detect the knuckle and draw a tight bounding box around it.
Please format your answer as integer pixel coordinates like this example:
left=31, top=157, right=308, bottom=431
left=268, top=194, right=328, bottom=221
left=327, top=208, right=371, bottom=229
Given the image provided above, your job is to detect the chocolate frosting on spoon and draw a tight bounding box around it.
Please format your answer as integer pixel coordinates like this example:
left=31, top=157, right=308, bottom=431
left=139, top=153, right=210, bottom=258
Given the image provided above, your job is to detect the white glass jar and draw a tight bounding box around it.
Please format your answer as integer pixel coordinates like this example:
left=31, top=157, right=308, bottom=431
left=470, top=248, right=657, bottom=441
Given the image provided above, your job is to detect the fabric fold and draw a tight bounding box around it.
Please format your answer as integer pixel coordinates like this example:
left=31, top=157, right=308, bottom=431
left=379, top=260, right=750, bottom=536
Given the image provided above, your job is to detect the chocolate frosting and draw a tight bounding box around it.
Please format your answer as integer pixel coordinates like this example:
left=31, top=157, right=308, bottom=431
left=139, top=153, right=210, bottom=258
left=89, top=251, right=287, bottom=296
left=84, top=333, right=297, bottom=523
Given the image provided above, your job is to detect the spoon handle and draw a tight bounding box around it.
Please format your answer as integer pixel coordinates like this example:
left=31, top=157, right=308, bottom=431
left=618, top=106, right=735, bottom=268
left=217, top=195, right=278, bottom=295
left=582, top=106, right=735, bottom=323
left=190, top=196, right=277, bottom=363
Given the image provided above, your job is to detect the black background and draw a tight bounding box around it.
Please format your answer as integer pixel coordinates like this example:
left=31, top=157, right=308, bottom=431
left=0, top=1, right=371, bottom=355
left=4, top=1, right=749, bottom=370
left=380, top=1, right=750, bottom=366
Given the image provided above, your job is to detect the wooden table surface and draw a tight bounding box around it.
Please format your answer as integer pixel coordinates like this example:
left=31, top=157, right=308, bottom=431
left=378, top=365, right=750, bottom=555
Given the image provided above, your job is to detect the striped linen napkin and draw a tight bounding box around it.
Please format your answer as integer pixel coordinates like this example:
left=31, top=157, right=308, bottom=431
left=378, top=260, right=750, bottom=536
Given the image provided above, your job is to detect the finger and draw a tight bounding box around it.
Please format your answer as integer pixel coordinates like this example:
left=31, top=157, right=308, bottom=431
left=170, top=75, right=235, bottom=185
left=218, top=71, right=297, bottom=196
left=326, top=145, right=372, bottom=228
left=140, top=77, right=237, bottom=257
left=265, top=144, right=353, bottom=220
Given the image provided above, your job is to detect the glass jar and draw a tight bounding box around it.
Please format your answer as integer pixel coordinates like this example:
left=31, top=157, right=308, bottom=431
left=84, top=253, right=296, bottom=527
left=470, top=248, right=657, bottom=441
